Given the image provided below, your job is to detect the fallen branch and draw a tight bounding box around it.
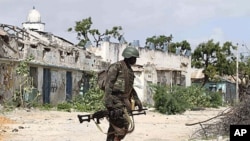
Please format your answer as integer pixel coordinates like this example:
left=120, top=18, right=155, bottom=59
left=185, top=107, right=232, bottom=126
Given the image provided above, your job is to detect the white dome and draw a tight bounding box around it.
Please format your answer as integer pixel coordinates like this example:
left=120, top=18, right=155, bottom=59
left=27, top=7, right=41, bottom=22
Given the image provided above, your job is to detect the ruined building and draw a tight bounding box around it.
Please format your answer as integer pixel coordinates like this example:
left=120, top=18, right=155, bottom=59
left=0, top=7, right=191, bottom=106
left=0, top=7, right=107, bottom=105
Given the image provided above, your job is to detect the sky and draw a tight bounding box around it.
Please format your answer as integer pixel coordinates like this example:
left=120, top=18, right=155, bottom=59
left=1, top=0, right=250, bottom=52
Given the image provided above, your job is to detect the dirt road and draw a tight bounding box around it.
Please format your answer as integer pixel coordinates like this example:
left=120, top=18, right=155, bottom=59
left=0, top=107, right=228, bottom=141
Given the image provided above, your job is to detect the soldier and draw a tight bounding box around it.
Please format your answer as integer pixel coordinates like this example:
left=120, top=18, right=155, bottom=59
left=104, top=47, right=143, bottom=141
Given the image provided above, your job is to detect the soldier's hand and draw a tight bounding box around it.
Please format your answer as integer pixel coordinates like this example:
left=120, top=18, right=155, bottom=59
left=109, top=109, right=123, bottom=119
left=137, top=104, right=143, bottom=112
left=135, top=101, right=143, bottom=111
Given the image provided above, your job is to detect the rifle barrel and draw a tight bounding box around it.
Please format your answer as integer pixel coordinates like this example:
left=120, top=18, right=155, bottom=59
left=132, top=108, right=148, bottom=112
left=77, top=108, right=148, bottom=124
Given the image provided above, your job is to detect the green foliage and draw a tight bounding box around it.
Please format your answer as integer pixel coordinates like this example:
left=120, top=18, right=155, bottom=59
left=145, top=34, right=173, bottom=51
left=191, top=40, right=236, bottom=85
left=238, top=55, right=250, bottom=99
left=152, top=85, right=188, bottom=114
left=145, top=35, right=191, bottom=54
left=153, top=84, right=222, bottom=115
left=16, top=55, right=34, bottom=76
left=68, top=17, right=123, bottom=47
left=74, top=73, right=104, bottom=112
left=72, top=89, right=104, bottom=112
left=168, top=40, right=192, bottom=54
left=208, top=91, right=222, bottom=108
left=40, top=103, right=54, bottom=111
left=56, top=72, right=105, bottom=112
left=183, top=85, right=210, bottom=108
left=57, top=102, right=72, bottom=112
left=10, top=56, right=35, bottom=108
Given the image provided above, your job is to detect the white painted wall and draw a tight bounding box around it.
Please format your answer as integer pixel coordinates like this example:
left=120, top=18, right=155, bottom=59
left=22, top=23, right=45, bottom=31
left=87, top=42, right=192, bottom=104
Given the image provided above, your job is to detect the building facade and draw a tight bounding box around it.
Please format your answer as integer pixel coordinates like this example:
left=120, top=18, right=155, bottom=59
left=0, top=8, right=191, bottom=106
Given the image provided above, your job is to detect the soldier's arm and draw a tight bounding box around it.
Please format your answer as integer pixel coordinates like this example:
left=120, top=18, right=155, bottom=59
left=104, top=63, right=119, bottom=108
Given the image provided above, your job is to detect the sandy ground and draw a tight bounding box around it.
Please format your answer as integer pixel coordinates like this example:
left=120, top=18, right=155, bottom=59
left=0, top=107, right=229, bottom=141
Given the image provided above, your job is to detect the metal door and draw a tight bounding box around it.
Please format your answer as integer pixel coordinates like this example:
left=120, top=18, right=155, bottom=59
left=66, top=71, right=72, bottom=101
left=43, top=68, right=51, bottom=104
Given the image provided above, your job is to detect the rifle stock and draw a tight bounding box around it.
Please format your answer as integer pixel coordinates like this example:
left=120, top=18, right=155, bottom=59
left=77, top=114, right=91, bottom=123
left=77, top=108, right=148, bottom=124
left=77, top=110, right=108, bottom=124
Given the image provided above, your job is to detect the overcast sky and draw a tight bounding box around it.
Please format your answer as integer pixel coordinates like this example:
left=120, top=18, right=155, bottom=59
left=1, top=0, right=250, bottom=52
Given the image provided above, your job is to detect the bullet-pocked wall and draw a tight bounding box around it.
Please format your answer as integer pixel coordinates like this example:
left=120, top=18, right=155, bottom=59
left=0, top=24, right=104, bottom=105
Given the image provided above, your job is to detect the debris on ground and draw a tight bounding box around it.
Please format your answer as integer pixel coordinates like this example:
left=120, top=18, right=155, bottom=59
left=187, top=96, right=250, bottom=140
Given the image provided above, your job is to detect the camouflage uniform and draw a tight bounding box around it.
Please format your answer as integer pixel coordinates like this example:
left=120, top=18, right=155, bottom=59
left=104, top=47, right=142, bottom=141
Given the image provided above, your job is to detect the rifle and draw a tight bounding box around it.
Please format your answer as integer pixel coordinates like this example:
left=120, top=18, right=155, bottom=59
left=77, top=108, right=148, bottom=124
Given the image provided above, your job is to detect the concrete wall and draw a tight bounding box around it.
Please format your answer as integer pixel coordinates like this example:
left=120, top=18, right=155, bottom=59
left=0, top=60, right=16, bottom=103
left=87, top=42, right=192, bottom=105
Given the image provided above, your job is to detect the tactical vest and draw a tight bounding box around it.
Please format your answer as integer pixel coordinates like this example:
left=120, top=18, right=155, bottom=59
left=112, top=60, right=134, bottom=95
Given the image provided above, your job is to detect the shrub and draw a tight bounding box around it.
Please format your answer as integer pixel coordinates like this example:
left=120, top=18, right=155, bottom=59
left=57, top=102, right=72, bottom=111
left=152, top=84, right=222, bottom=115
left=153, top=85, right=188, bottom=114
left=71, top=72, right=105, bottom=112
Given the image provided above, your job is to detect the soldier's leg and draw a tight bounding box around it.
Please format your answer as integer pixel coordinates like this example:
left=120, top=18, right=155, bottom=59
left=107, top=111, right=130, bottom=141
left=115, top=117, right=130, bottom=140
left=106, top=123, right=115, bottom=141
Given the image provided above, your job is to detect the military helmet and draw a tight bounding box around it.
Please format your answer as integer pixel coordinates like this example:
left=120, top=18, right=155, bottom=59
left=122, top=47, right=139, bottom=58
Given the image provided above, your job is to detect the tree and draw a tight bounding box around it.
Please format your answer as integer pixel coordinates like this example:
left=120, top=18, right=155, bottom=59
left=145, top=35, right=191, bottom=54
left=145, top=34, right=173, bottom=51
left=216, top=41, right=237, bottom=76
left=238, top=54, right=250, bottom=100
left=68, top=17, right=123, bottom=47
left=169, top=40, right=191, bottom=54
left=191, top=40, right=236, bottom=86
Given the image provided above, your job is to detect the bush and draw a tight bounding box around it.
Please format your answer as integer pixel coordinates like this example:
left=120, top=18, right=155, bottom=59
left=207, top=91, right=222, bottom=108
left=153, top=85, right=188, bottom=114
left=57, top=102, right=72, bottom=111
left=72, top=72, right=105, bottom=112
left=183, top=85, right=210, bottom=109
left=152, top=84, right=222, bottom=115
left=55, top=72, right=105, bottom=112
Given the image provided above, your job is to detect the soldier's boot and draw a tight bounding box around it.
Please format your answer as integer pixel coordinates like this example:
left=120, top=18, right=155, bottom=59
left=106, top=133, right=116, bottom=141
left=114, top=136, right=120, bottom=141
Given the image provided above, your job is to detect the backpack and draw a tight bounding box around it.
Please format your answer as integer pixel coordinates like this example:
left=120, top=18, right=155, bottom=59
left=97, top=61, right=128, bottom=91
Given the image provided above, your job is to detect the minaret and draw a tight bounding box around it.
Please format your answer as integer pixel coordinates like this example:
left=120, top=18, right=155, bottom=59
left=22, top=6, right=45, bottom=31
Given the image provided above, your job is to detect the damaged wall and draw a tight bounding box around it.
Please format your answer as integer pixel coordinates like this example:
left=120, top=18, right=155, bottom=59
left=1, top=23, right=192, bottom=105
left=0, top=24, right=107, bottom=105
left=0, top=61, right=16, bottom=103
left=87, top=42, right=192, bottom=105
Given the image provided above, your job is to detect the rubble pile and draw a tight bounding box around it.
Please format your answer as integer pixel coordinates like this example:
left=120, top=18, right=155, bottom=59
left=190, top=96, right=250, bottom=140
